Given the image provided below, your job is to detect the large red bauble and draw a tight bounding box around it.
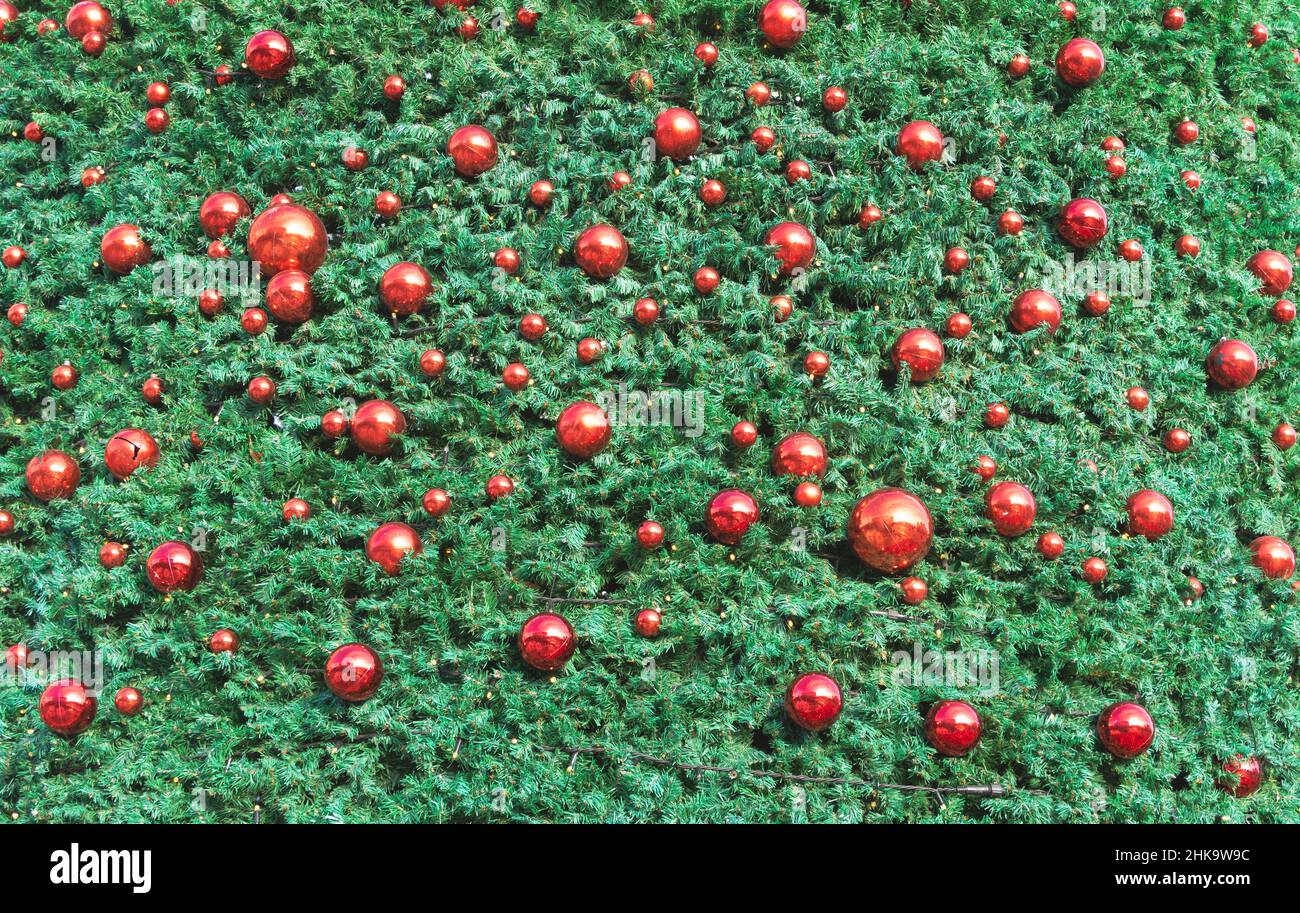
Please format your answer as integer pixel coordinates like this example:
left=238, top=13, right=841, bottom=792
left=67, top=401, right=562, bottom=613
left=705, top=489, right=759, bottom=544
left=758, top=0, right=806, bottom=49
left=1056, top=37, right=1105, bottom=87
left=1058, top=198, right=1108, bottom=248
left=785, top=673, right=842, bottom=731
left=1126, top=489, right=1173, bottom=539
left=104, top=428, right=160, bottom=480
left=771, top=432, right=826, bottom=477
left=245, top=29, right=295, bottom=79
left=1205, top=339, right=1258, bottom=390
left=1247, top=249, right=1293, bottom=296
left=265, top=269, right=314, bottom=323
left=984, top=481, right=1036, bottom=536
left=39, top=679, right=97, bottom=736
left=199, top=192, right=250, bottom=239
left=26, top=450, right=80, bottom=501
left=65, top=1, right=111, bottom=38
left=100, top=224, right=151, bottom=274
left=145, top=540, right=203, bottom=592
left=351, top=400, right=406, bottom=455
left=365, top=522, right=422, bottom=575
left=1220, top=755, right=1263, bottom=798
left=247, top=204, right=328, bottom=275
left=378, top=262, right=433, bottom=316
left=1250, top=535, right=1295, bottom=579
left=518, top=612, right=576, bottom=671
left=653, top=107, right=701, bottom=160
left=325, top=643, right=384, bottom=702
left=447, top=125, right=498, bottom=177
left=1009, top=289, right=1063, bottom=334
left=847, top=488, right=933, bottom=574
left=555, top=401, right=611, bottom=459
left=1097, top=702, right=1154, bottom=759
left=765, top=221, right=815, bottom=276
left=925, top=700, right=982, bottom=756
left=890, top=327, right=944, bottom=382
left=573, top=224, right=628, bottom=279
left=895, top=120, right=944, bottom=170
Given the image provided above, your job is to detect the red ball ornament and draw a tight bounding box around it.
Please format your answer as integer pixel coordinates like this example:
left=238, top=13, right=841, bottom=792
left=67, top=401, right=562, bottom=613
left=145, top=540, right=203, bottom=592
left=1220, top=755, right=1263, bottom=798
left=366, top=522, right=422, bottom=575
left=847, top=488, right=933, bottom=573
left=247, top=204, right=328, bottom=276
left=209, top=629, right=239, bottom=653
left=900, top=576, right=928, bottom=605
left=785, top=673, right=842, bottom=732
left=700, top=179, right=726, bottom=207
left=1105, top=154, right=1126, bottom=179
left=1173, top=119, right=1199, bottom=145
left=793, top=481, right=822, bottom=507
left=1126, top=386, right=1149, bottom=411
left=247, top=375, right=276, bottom=405
left=925, top=700, right=982, bottom=756
left=573, top=224, right=628, bottom=279
left=946, top=312, right=972, bottom=338
left=39, top=679, right=97, bottom=736
left=1118, top=239, right=1144, bottom=262
left=65, top=1, right=111, bottom=38
left=1009, top=289, right=1063, bottom=334
left=418, top=349, right=446, bottom=377
left=752, top=126, right=777, bottom=152
left=378, top=262, right=433, bottom=316
left=971, top=176, right=996, bottom=201
left=1007, top=54, right=1030, bottom=78
left=895, top=120, right=944, bottom=170
left=1056, top=37, right=1105, bottom=87
left=3, top=245, right=25, bottom=269
left=784, top=160, right=812, bottom=184
left=694, top=42, right=718, bottom=66
left=804, top=351, right=829, bottom=377
left=241, top=308, right=268, bottom=335
left=1163, top=7, right=1185, bottom=29
left=447, top=125, right=498, bottom=177
left=141, top=374, right=164, bottom=405
left=486, top=474, right=514, bottom=500
left=771, top=295, right=793, bottom=322
left=943, top=247, right=970, bottom=274
left=282, top=498, right=311, bottom=521
left=1082, top=556, right=1109, bottom=583
left=516, top=7, right=539, bottom=29
left=520, top=313, right=548, bottom=340
left=495, top=247, right=520, bottom=275
left=1058, top=197, right=1108, bottom=248
left=1272, top=422, right=1296, bottom=450
left=245, top=29, right=295, bottom=79
left=1205, top=339, right=1258, bottom=390
left=1037, top=531, right=1065, bottom=558
left=99, top=541, right=127, bottom=568
left=758, top=0, right=807, bottom=50
left=351, top=400, right=406, bottom=456
left=518, top=613, right=575, bottom=671
left=705, top=489, right=759, bottom=545
left=1127, top=490, right=1174, bottom=539
left=81, top=29, right=105, bottom=55
left=51, top=362, right=78, bottom=390
left=891, top=328, right=944, bottom=382
left=1247, top=249, right=1293, bottom=296
left=1163, top=428, right=1191, bottom=453
left=266, top=269, right=314, bottom=323
left=822, top=86, right=847, bottom=112
left=0, top=511, right=13, bottom=536
left=694, top=266, right=720, bottom=294
left=973, top=455, right=997, bottom=480
left=145, top=108, right=169, bottom=134
left=653, top=107, right=701, bottom=160
left=765, top=221, right=815, bottom=275
left=731, top=421, right=758, bottom=448
left=325, top=643, right=384, bottom=702
left=997, top=209, right=1024, bottom=236
left=634, top=608, right=662, bottom=637
left=26, top=450, right=80, bottom=501
left=528, top=180, right=554, bottom=207
left=608, top=171, right=632, bottom=192
left=198, top=288, right=223, bottom=317
left=1250, top=535, right=1294, bottom=579
left=382, top=74, right=405, bottom=100
left=114, top=687, right=142, bottom=716
left=1175, top=234, right=1200, bottom=257
left=1271, top=299, right=1295, bottom=323
left=636, top=520, right=664, bottom=549
left=1181, top=169, right=1200, bottom=189
left=422, top=488, right=451, bottom=518
left=985, top=481, right=1036, bottom=536
left=1097, top=702, right=1154, bottom=758
left=576, top=337, right=604, bottom=364
left=771, top=432, right=826, bottom=477
left=100, top=224, right=152, bottom=274
left=321, top=409, right=349, bottom=438
left=556, top=401, right=611, bottom=459
left=502, top=362, right=530, bottom=391
left=104, top=428, right=160, bottom=480
left=375, top=191, right=401, bottom=218
left=985, top=402, right=1010, bottom=428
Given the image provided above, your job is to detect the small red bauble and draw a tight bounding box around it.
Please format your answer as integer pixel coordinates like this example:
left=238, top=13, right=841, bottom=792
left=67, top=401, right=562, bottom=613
left=1126, top=386, right=1149, bottom=411
left=636, top=520, right=665, bottom=549
left=1184, top=576, right=1204, bottom=601
left=325, top=643, right=384, bottom=702
left=528, top=180, right=554, bottom=206
left=758, top=0, right=807, bottom=50
left=51, top=362, right=78, bottom=390
left=765, top=222, right=815, bottom=275
left=1173, top=119, right=1199, bottom=145
left=694, top=42, right=718, bottom=66
left=141, top=374, right=164, bottom=405
left=518, top=613, right=575, bottom=671
left=1248, top=22, right=1268, bottom=48
left=422, top=488, right=451, bottom=518
left=634, top=608, right=662, bottom=637
left=1037, top=531, right=1065, bottom=559
left=247, top=203, right=328, bottom=275
left=26, top=450, right=80, bottom=501
left=198, top=288, right=223, bottom=317
left=100, top=224, right=152, bottom=273
left=502, top=362, right=530, bottom=391
left=984, top=402, right=1010, bottom=428
left=1163, top=7, right=1185, bottom=29
left=145, top=108, right=169, bottom=134
left=114, top=687, right=142, bottom=716
left=6, top=302, right=26, bottom=325
left=1009, top=289, right=1062, bottom=334
left=556, top=401, right=611, bottom=459
left=822, top=86, right=847, bottom=112
left=1007, top=54, right=1029, bottom=78
left=628, top=69, right=653, bottom=93
left=1083, top=290, right=1111, bottom=316
left=1097, top=702, right=1154, bottom=758
left=771, top=432, right=826, bottom=478
left=1082, top=556, right=1109, bottom=584
left=971, top=176, right=996, bottom=201
left=1175, top=234, right=1200, bottom=257
left=925, top=700, right=982, bottom=756
left=973, top=455, right=997, bottom=480
left=944, top=247, right=970, bottom=275
left=1163, top=428, right=1191, bottom=453
left=804, top=351, right=829, bottom=377
left=731, top=421, right=758, bottom=448
left=199, top=193, right=251, bottom=239
left=847, top=487, right=932, bottom=573
left=366, top=522, right=422, bottom=575
left=0, top=511, right=13, bottom=536
left=859, top=203, right=883, bottom=228
left=1220, top=755, right=1263, bottom=798
left=1271, top=299, right=1296, bottom=323
left=608, top=171, right=632, bottom=192
left=266, top=269, right=314, bottom=323
left=146, top=540, right=203, bottom=592
left=752, top=126, right=777, bottom=152
left=420, top=349, right=446, bottom=377
left=576, top=337, right=604, bottom=364
left=1272, top=422, right=1296, bottom=450
left=65, top=1, right=111, bottom=38
left=1181, top=169, right=1200, bottom=189
left=105, top=428, right=160, bottom=480
left=891, top=328, right=944, bottom=382
left=81, top=30, right=105, bottom=54
left=700, top=179, right=726, bottom=207
left=1126, top=489, right=1174, bottom=539
left=653, top=107, right=701, bottom=160
left=209, top=628, right=239, bottom=653
left=383, top=74, right=405, bottom=100
left=785, top=673, right=842, bottom=732
left=985, top=481, right=1036, bottom=536
left=99, top=541, right=127, bottom=568
left=247, top=376, right=276, bottom=405
left=998, top=209, right=1024, bottom=235
left=1247, top=249, right=1293, bottom=296
left=241, top=308, right=268, bottom=335
left=520, top=313, right=548, bottom=340
left=793, top=482, right=822, bottom=507
left=746, top=82, right=771, bottom=106
left=23, top=121, right=43, bottom=142
left=785, top=160, right=811, bottom=184
left=694, top=266, right=720, bottom=294
left=486, top=474, right=515, bottom=500
left=1056, top=37, right=1105, bottom=87
left=282, top=498, right=311, bottom=521
left=2, top=245, right=25, bottom=269
left=378, top=262, right=434, bottom=316
left=1250, top=535, right=1295, bottom=579
left=705, top=489, right=760, bottom=544
left=457, top=15, right=479, bottom=39
left=321, top=409, right=349, bottom=438
left=447, top=125, right=498, bottom=177
left=495, top=247, right=520, bottom=275
left=1058, top=197, right=1108, bottom=248
left=895, top=120, right=945, bottom=170
left=351, top=400, right=406, bottom=456
left=1105, top=155, right=1126, bottom=179
left=1205, top=339, right=1258, bottom=390
left=39, top=679, right=97, bottom=736
left=213, top=65, right=234, bottom=86
left=900, top=576, right=927, bottom=605
left=946, top=312, right=972, bottom=338
left=375, top=191, right=401, bottom=218
left=573, top=224, right=628, bottom=279
left=633, top=297, right=659, bottom=325
left=515, top=7, right=539, bottom=29
left=1058, top=1, right=1077, bottom=20
left=244, top=29, right=295, bottom=79
left=1118, top=239, right=1143, bottom=262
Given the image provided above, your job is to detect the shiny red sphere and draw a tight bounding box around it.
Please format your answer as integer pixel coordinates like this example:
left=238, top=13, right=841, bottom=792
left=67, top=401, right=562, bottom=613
left=101, top=224, right=152, bottom=273
left=634, top=608, right=662, bottom=637
left=555, top=401, right=611, bottom=459
left=321, top=409, right=349, bottom=438
left=758, top=0, right=807, bottom=49
left=104, top=428, right=160, bottom=480
left=1126, top=386, right=1149, bottom=411
left=247, top=375, right=275, bottom=405
left=382, top=74, right=405, bottom=100
left=26, top=450, right=80, bottom=501
left=1163, top=7, right=1185, bottom=29
left=822, top=86, right=847, bottom=112
left=1058, top=197, right=1108, bottom=248
left=895, top=120, right=944, bottom=170
left=1009, top=289, right=1063, bottom=334
left=1082, top=556, right=1109, bottom=583
left=971, top=176, right=996, bottom=201
left=245, top=29, right=295, bottom=79
left=447, top=125, right=498, bottom=177
left=943, top=246, right=970, bottom=274
left=519, top=313, right=548, bottom=340
left=1163, top=428, right=1191, bottom=453
left=502, top=362, right=530, bottom=391
left=694, top=42, right=718, bottom=66
left=771, top=432, right=827, bottom=477
left=1175, top=234, right=1200, bottom=258
left=145, top=540, right=203, bottom=592
left=1273, top=423, right=1296, bottom=450
left=145, top=108, right=169, bottom=133
left=1127, top=490, right=1174, bottom=539
left=900, top=576, right=928, bottom=605
left=325, top=643, right=384, bottom=702
left=731, top=421, right=758, bottom=448
left=752, top=126, right=777, bottom=152
left=52, top=363, right=78, bottom=390
left=39, top=679, right=97, bottom=736
left=765, top=221, right=815, bottom=275
left=653, top=107, right=701, bottom=160
left=209, top=628, right=239, bottom=653
left=946, top=312, right=973, bottom=338
left=1247, top=249, right=1293, bottom=297
left=576, top=337, right=604, bottom=364
left=366, top=522, right=422, bottom=575
left=1037, top=531, right=1065, bottom=558
left=1250, top=535, right=1295, bottom=579
left=997, top=209, right=1024, bottom=235
left=1097, top=702, right=1154, bottom=759
left=247, top=204, right=328, bottom=276
left=985, top=402, right=1010, bottom=427
left=420, top=349, right=447, bottom=377
left=1271, top=299, right=1295, bottom=323
left=518, top=613, right=575, bottom=671
left=1205, top=339, right=1258, bottom=390
left=65, top=1, right=111, bottom=38
left=925, top=700, right=982, bottom=756
left=1056, top=37, right=1105, bottom=87
left=486, top=474, right=514, bottom=500
left=700, top=179, right=726, bottom=207
left=99, top=540, right=127, bottom=568
left=985, top=481, right=1036, bottom=536
left=351, top=400, right=406, bottom=456
left=694, top=266, right=720, bottom=294
left=528, top=179, right=554, bottom=206
left=282, top=498, right=311, bottom=521
left=890, top=328, right=944, bottom=382
left=114, top=686, right=143, bottom=716
left=636, top=520, right=665, bottom=549
left=1007, top=54, right=1030, bottom=78
left=847, top=487, right=933, bottom=574
left=378, top=262, right=433, bottom=316
left=785, top=673, right=841, bottom=731
left=1220, top=755, right=1263, bottom=798
left=704, top=489, right=760, bottom=545
left=422, top=488, right=451, bottom=518
left=793, top=481, right=822, bottom=507
left=573, top=224, right=628, bottom=279
left=263, top=269, right=312, bottom=323
left=199, top=191, right=250, bottom=239
left=375, top=191, right=401, bottom=218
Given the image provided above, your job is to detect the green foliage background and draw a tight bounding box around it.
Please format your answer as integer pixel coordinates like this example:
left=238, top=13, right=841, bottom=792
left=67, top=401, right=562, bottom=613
left=1, top=0, right=1299, bottom=823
